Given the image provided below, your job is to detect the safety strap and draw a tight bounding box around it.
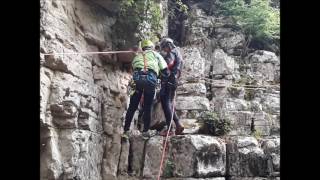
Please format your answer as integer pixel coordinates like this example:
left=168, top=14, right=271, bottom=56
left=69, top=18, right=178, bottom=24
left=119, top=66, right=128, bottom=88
left=142, top=53, right=147, bottom=73
left=142, top=51, right=159, bottom=74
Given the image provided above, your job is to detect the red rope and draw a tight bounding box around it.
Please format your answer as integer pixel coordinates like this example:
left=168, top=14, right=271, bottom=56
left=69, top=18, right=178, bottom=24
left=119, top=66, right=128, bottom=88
left=157, top=91, right=176, bottom=180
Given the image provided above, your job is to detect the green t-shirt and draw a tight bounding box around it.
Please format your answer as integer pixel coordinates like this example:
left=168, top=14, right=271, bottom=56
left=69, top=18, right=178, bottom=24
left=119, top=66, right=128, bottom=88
left=132, top=50, right=167, bottom=76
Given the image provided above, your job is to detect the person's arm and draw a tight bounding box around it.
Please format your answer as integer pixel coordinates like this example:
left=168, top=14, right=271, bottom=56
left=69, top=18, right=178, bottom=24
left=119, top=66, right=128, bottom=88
left=156, top=53, right=169, bottom=82
left=171, top=49, right=183, bottom=78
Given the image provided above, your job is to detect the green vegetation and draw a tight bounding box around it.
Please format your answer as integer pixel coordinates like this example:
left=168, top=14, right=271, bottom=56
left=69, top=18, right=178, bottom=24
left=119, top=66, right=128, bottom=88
left=252, top=129, right=262, bottom=139
left=220, top=0, right=279, bottom=40
left=198, top=111, right=231, bottom=136
left=168, top=0, right=189, bottom=19
left=118, top=0, right=162, bottom=39
left=219, top=0, right=279, bottom=54
left=234, top=75, right=256, bottom=86
left=163, top=159, right=175, bottom=177
left=244, top=89, right=256, bottom=101
left=117, top=0, right=188, bottom=40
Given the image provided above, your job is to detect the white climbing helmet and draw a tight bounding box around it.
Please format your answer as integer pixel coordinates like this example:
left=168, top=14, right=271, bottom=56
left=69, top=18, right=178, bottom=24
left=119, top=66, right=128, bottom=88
left=161, top=37, right=174, bottom=44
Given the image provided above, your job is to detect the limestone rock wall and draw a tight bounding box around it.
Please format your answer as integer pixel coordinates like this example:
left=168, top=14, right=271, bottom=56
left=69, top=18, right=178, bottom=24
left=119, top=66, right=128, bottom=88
left=40, top=0, right=280, bottom=180
left=40, top=0, right=131, bottom=179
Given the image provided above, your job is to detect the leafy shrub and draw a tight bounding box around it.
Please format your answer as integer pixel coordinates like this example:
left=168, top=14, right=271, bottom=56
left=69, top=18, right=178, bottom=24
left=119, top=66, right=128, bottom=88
left=198, top=111, right=231, bottom=136
left=220, top=0, right=280, bottom=40
left=163, top=159, right=174, bottom=177
left=118, top=0, right=163, bottom=39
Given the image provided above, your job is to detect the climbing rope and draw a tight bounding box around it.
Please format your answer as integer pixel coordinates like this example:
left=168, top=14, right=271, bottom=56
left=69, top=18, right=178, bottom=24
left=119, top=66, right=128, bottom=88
left=42, top=50, right=279, bottom=89
left=180, top=70, right=280, bottom=89
left=42, top=50, right=279, bottom=88
left=157, top=90, right=176, bottom=180
left=42, top=50, right=138, bottom=56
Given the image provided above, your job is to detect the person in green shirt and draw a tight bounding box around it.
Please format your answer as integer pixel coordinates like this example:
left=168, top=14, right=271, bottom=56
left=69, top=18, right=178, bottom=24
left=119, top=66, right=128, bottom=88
left=123, top=39, right=169, bottom=140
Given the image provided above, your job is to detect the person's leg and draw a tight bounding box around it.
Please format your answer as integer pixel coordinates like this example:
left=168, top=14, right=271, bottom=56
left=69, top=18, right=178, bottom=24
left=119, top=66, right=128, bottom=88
left=137, top=103, right=144, bottom=131
left=124, top=83, right=143, bottom=132
left=173, top=111, right=184, bottom=135
left=160, top=84, right=172, bottom=127
left=159, top=84, right=175, bottom=136
left=168, top=86, right=182, bottom=127
left=142, top=82, right=156, bottom=132
left=173, top=112, right=181, bottom=126
left=168, top=84, right=184, bottom=135
left=167, top=85, right=177, bottom=125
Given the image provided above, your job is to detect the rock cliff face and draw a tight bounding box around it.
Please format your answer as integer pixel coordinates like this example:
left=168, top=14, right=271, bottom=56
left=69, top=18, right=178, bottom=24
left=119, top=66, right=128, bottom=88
left=40, top=0, right=280, bottom=180
left=40, top=1, right=131, bottom=179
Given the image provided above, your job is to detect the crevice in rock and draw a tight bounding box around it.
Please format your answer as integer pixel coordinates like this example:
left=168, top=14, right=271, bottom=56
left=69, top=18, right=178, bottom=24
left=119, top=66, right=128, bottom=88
left=42, top=62, right=74, bottom=75
left=116, top=140, right=124, bottom=176
left=99, top=154, right=104, bottom=180
left=250, top=117, right=255, bottom=134
left=140, top=139, right=148, bottom=177
left=128, top=139, right=134, bottom=175
left=48, top=68, right=92, bottom=86
left=168, top=0, right=189, bottom=46
left=101, top=137, right=108, bottom=180
left=42, top=123, right=104, bottom=135
left=206, top=65, right=214, bottom=101
left=100, top=102, right=106, bottom=132
left=225, top=139, right=231, bottom=178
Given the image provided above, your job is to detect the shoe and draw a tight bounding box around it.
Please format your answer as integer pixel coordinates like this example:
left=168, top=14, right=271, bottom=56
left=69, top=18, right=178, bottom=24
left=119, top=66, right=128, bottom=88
left=159, top=130, right=175, bottom=137
left=175, top=125, right=184, bottom=135
left=121, top=131, right=129, bottom=140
